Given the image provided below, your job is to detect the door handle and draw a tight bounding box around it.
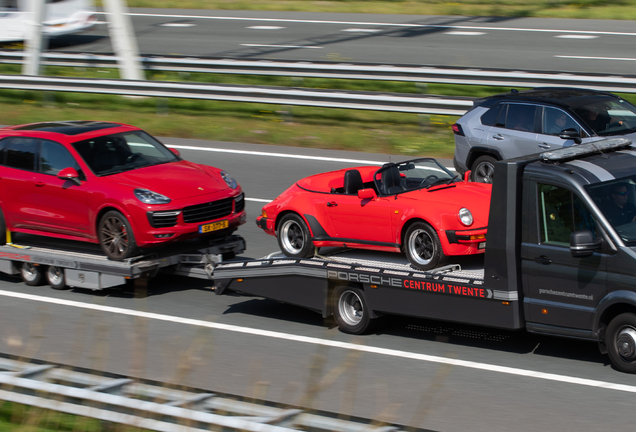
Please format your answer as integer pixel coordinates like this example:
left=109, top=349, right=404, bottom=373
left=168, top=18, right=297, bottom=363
left=534, top=255, right=552, bottom=265
left=492, top=134, right=504, bottom=140
left=35, top=182, right=45, bottom=187
left=326, top=201, right=338, bottom=207
left=538, top=143, right=551, bottom=149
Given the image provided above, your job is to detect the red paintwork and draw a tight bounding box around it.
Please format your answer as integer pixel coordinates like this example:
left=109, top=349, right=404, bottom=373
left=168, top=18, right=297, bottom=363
left=0, top=122, right=245, bottom=249
left=257, top=163, right=491, bottom=257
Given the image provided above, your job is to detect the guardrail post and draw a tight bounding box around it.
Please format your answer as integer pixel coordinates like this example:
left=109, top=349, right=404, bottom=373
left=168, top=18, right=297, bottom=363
left=156, top=97, right=168, bottom=115
left=278, top=106, right=293, bottom=123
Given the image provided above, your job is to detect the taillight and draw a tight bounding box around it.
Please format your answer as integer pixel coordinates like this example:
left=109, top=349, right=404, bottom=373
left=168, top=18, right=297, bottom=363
left=452, top=123, right=465, bottom=136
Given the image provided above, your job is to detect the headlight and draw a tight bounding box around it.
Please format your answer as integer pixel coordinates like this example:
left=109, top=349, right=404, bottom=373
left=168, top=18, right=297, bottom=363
left=458, top=208, right=473, bottom=226
left=134, top=188, right=171, bottom=204
left=221, top=171, right=238, bottom=189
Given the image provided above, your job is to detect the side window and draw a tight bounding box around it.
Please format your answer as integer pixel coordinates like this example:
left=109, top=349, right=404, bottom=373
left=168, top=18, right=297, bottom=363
left=538, top=184, right=597, bottom=246
left=504, top=104, right=538, bottom=132
left=480, top=104, right=502, bottom=126
left=541, top=107, right=582, bottom=136
left=5, top=137, right=37, bottom=171
left=0, top=137, right=8, bottom=165
left=39, top=140, right=79, bottom=176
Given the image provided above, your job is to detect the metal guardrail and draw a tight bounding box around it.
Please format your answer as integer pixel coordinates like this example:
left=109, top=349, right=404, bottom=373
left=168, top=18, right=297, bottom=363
left=0, top=355, right=412, bottom=432
left=2, top=51, right=636, bottom=93
left=0, top=73, right=474, bottom=115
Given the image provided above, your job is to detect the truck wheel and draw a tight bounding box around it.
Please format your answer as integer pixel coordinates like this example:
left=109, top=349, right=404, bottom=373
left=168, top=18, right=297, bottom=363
left=333, top=286, right=372, bottom=334
left=404, top=222, right=447, bottom=271
left=0, top=207, right=6, bottom=246
left=21, top=263, right=44, bottom=286
left=46, top=266, right=67, bottom=290
left=607, top=313, right=636, bottom=373
left=98, top=211, right=139, bottom=261
left=471, top=155, right=497, bottom=183
left=277, top=213, right=315, bottom=258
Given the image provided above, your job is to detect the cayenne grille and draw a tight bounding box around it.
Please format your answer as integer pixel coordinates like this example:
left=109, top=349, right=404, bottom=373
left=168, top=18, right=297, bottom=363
left=183, top=197, right=233, bottom=224
left=147, top=211, right=179, bottom=228
left=235, top=193, right=245, bottom=213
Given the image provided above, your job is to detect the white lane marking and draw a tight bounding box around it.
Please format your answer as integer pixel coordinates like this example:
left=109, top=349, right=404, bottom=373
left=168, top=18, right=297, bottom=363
left=246, top=197, right=272, bottom=203
left=247, top=26, right=285, bottom=30
left=117, top=13, right=636, bottom=37
left=241, top=44, right=322, bottom=49
left=341, top=28, right=382, bottom=33
left=159, top=23, right=196, bottom=28
left=1, top=288, right=634, bottom=393
left=444, top=31, right=486, bottom=36
left=555, top=35, right=598, bottom=39
left=555, top=55, right=636, bottom=61
left=166, top=144, right=388, bottom=165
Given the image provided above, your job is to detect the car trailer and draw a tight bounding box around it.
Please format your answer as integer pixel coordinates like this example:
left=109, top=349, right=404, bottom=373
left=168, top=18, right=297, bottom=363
left=0, top=234, right=246, bottom=290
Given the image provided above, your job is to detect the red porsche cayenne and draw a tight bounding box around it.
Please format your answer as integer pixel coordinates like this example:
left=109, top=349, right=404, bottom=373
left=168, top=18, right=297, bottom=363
left=256, top=158, right=491, bottom=270
left=0, top=121, right=246, bottom=260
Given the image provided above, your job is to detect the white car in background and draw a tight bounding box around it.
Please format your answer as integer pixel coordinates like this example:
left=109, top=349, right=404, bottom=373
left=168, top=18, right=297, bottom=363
left=0, top=0, right=95, bottom=42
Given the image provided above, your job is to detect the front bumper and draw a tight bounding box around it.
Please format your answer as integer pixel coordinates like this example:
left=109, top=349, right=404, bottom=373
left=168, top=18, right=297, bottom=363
left=445, top=227, right=487, bottom=248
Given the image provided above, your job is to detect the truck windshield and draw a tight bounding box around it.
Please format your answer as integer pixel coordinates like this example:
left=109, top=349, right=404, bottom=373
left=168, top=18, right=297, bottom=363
left=573, top=99, right=636, bottom=136
left=586, top=177, right=636, bottom=243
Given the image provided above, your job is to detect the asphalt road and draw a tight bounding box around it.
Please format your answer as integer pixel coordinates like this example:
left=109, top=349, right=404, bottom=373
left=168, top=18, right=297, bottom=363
left=1, top=139, right=636, bottom=432
left=46, top=8, right=636, bottom=75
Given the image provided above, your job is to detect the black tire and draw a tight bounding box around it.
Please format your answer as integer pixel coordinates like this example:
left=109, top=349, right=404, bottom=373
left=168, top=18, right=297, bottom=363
left=276, top=213, right=315, bottom=258
left=21, top=263, right=44, bottom=286
left=0, top=207, right=6, bottom=246
left=333, top=286, right=372, bottom=334
left=470, top=155, right=497, bottom=184
left=46, top=266, right=67, bottom=290
left=98, top=211, right=139, bottom=261
left=606, top=313, right=636, bottom=373
left=404, top=221, right=447, bottom=271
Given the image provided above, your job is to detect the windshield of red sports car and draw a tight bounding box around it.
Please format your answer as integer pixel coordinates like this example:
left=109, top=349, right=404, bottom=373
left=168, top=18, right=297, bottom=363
left=374, top=158, right=458, bottom=195
left=72, top=131, right=179, bottom=176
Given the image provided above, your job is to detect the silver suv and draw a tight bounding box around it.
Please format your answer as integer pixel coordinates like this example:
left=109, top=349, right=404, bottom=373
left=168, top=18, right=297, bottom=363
left=452, top=88, right=636, bottom=182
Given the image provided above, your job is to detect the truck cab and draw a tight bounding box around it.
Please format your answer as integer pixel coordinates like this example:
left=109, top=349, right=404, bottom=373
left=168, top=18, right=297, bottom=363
left=487, top=137, right=636, bottom=372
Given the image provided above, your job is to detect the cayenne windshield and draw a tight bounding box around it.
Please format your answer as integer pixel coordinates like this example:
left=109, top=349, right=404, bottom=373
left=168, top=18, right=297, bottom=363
left=573, top=99, right=636, bottom=136
left=586, top=176, right=636, bottom=243
left=72, top=131, right=179, bottom=176
left=374, top=158, right=457, bottom=195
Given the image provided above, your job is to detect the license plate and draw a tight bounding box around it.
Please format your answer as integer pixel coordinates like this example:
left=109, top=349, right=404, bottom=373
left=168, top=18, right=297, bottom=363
left=478, top=242, right=486, bottom=250
left=199, top=220, right=229, bottom=233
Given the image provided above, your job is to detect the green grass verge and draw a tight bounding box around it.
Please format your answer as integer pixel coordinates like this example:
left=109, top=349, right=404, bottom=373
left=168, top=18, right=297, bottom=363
left=99, top=0, right=636, bottom=20
left=0, top=401, right=148, bottom=432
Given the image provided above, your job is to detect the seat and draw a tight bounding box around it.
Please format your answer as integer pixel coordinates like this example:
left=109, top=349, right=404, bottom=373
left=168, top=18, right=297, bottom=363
left=344, top=169, right=364, bottom=195
left=381, top=166, right=404, bottom=195
left=91, top=140, right=122, bottom=173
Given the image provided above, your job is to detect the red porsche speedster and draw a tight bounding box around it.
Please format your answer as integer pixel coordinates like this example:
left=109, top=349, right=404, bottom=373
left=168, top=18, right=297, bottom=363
left=256, top=158, right=491, bottom=270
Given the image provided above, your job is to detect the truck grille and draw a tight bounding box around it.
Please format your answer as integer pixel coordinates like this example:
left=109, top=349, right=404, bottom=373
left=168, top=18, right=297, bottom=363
left=183, top=197, right=233, bottom=224
left=147, top=211, right=180, bottom=228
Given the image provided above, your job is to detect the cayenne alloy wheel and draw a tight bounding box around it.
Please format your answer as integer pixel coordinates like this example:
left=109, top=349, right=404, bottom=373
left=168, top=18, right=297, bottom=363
left=98, top=211, right=139, bottom=261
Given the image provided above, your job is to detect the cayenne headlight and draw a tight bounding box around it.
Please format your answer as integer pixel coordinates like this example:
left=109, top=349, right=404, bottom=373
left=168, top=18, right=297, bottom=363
left=458, top=208, right=473, bottom=226
left=221, top=171, right=238, bottom=189
left=134, top=188, right=171, bottom=204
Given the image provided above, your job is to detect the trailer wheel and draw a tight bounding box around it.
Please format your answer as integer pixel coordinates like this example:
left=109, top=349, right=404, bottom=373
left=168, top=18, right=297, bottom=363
left=21, top=263, right=44, bottom=286
left=607, top=313, right=636, bottom=373
left=46, top=266, right=66, bottom=290
left=98, top=211, right=139, bottom=261
left=404, top=222, right=447, bottom=271
left=277, top=213, right=315, bottom=258
left=333, top=286, right=372, bottom=334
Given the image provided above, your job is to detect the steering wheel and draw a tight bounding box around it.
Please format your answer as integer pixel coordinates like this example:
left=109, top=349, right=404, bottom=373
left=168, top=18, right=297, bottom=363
left=126, top=153, right=141, bottom=164
left=420, top=175, right=439, bottom=187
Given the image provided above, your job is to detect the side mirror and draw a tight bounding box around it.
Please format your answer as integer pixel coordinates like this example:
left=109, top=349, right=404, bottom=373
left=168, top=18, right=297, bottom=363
left=570, top=229, right=602, bottom=258
left=358, top=188, right=377, bottom=200
left=559, top=128, right=582, bottom=144
left=57, top=167, right=81, bottom=186
left=169, top=147, right=181, bottom=157
left=464, top=170, right=471, bottom=182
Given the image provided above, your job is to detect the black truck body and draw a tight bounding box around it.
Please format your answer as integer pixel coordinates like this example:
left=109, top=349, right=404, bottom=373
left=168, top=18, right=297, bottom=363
left=215, top=138, right=636, bottom=373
